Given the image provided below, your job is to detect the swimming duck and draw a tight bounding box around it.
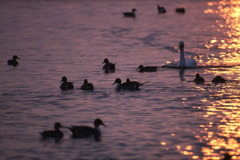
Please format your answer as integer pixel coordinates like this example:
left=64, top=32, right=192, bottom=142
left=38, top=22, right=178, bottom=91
left=212, top=76, right=226, bottom=83
left=177, top=41, right=197, bottom=68
left=194, top=73, right=205, bottom=84
left=39, top=122, right=64, bottom=139
left=7, top=55, right=20, bottom=66
left=66, top=119, right=106, bottom=139
left=80, top=79, right=94, bottom=91
left=102, top=58, right=115, bottom=71
left=123, top=8, right=136, bottom=18
left=60, top=76, right=74, bottom=90
left=137, top=65, right=159, bottom=72
left=157, top=5, right=166, bottom=13
left=113, top=78, right=147, bottom=91
left=176, top=8, right=185, bottom=13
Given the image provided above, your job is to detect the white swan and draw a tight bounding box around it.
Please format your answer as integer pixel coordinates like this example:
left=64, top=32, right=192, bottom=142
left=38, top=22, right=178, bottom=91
left=177, top=41, right=197, bottom=68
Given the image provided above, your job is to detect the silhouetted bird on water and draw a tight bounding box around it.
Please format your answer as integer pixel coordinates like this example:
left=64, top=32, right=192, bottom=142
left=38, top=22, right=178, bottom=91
left=102, top=58, right=115, bottom=72
left=123, top=8, right=137, bottom=18
left=66, top=119, right=106, bottom=140
left=176, top=8, right=185, bottom=13
left=212, top=76, right=226, bottom=83
left=222, top=153, right=232, bottom=160
left=80, top=79, right=94, bottom=91
left=137, top=65, right=159, bottom=72
left=113, top=78, right=148, bottom=91
left=194, top=73, right=205, bottom=84
left=39, top=122, right=64, bottom=139
left=157, top=5, right=166, bottom=13
left=7, top=55, right=20, bottom=66
left=60, top=76, right=74, bottom=90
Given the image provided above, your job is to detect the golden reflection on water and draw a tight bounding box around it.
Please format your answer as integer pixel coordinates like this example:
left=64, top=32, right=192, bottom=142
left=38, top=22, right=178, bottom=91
left=179, top=0, right=240, bottom=159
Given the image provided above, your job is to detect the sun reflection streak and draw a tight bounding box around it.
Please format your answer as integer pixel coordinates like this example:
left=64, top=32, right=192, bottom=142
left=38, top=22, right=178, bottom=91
left=179, top=1, right=240, bottom=159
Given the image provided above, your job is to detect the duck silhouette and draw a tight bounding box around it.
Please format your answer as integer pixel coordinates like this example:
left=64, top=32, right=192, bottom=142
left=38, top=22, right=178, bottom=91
left=123, top=8, right=136, bottom=18
left=60, top=76, right=74, bottom=90
left=212, top=76, right=226, bottom=83
left=137, top=65, right=159, bottom=72
left=80, top=79, right=94, bottom=91
left=194, top=73, right=205, bottom=84
left=157, top=5, right=166, bottom=13
left=102, top=58, right=115, bottom=72
left=176, top=8, right=185, bottom=13
left=7, top=55, right=20, bottom=66
left=66, top=119, right=106, bottom=139
left=39, top=122, right=64, bottom=139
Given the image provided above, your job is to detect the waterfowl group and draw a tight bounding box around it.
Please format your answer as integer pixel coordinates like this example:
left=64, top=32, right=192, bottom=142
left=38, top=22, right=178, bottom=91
left=122, top=6, right=185, bottom=17
left=40, top=119, right=106, bottom=141
left=60, top=76, right=74, bottom=90
left=7, top=55, right=20, bottom=66
left=112, top=78, right=147, bottom=91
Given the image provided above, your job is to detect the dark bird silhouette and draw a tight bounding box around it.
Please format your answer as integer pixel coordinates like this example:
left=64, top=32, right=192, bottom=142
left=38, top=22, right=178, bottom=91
left=137, top=65, right=159, bottom=72
left=222, top=153, right=232, bottom=160
left=176, top=8, right=185, bottom=13
left=113, top=78, right=148, bottom=91
left=194, top=73, right=205, bottom=84
left=66, top=119, right=106, bottom=139
left=60, top=76, right=74, bottom=90
left=7, top=55, right=20, bottom=66
left=157, top=5, right=166, bottom=13
left=212, top=76, right=226, bottom=83
left=102, top=58, right=115, bottom=71
left=123, top=8, right=137, bottom=18
left=80, top=79, right=94, bottom=91
left=39, top=122, right=64, bottom=139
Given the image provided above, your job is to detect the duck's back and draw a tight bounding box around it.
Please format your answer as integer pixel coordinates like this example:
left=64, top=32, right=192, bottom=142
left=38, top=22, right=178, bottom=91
left=60, top=82, right=74, bottom=90
left=70, top=126, right=96, bottom=138
left=40, top=130, right=63, bottom=139
left=7, top=60, right=18, bottom=66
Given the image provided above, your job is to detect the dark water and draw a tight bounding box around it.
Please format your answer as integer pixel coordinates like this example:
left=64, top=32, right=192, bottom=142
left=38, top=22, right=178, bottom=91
left=0, top=0, right=240, bottom=159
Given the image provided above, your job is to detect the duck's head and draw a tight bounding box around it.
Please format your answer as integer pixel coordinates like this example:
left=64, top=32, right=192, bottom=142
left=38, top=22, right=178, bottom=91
left=94, top=119, right=106, bottom=127
left=54, top=122, right=63, bottom=130
left=132, top=8, right=137, bottom=12
left=126, top=78, right=131, bottom=83
left=196, top=73, right=200, bottom=78
left=112, top=78, right=121, bottom=85
left=84, top=79, right=88, bottom=84
left=13, top=55, right=20, bottom=60
left=137, top=65, right=144, bottom=70
left=61, top=76, right=67, bottom=82
left=103, top=58, right=109, bottom=64
left=179, top=41, right=184, bottom=49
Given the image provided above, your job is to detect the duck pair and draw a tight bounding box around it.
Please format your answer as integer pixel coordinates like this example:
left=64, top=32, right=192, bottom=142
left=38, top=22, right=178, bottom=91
left=40, top=119, right=106, bottom=140
left=60, top=76, right=94, bottom=91
left=112, top=78, right=148, bottom=91
left=158, top=6, right=185, bottom=13
left=194, top=73, right=226, bottom=84
left=7, top=55, right=20, bottom=66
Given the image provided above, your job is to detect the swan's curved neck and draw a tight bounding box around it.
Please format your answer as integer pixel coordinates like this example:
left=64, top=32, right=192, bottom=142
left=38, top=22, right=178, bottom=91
left=179, top=47, right=186, bottom=67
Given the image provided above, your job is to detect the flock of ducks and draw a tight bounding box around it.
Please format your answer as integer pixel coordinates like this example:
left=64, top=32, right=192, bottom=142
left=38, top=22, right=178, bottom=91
left=122, top=5, right=185, bottom=18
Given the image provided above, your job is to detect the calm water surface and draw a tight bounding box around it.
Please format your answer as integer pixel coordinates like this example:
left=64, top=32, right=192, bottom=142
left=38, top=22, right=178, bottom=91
left=0, top=0, right=240, bottom=159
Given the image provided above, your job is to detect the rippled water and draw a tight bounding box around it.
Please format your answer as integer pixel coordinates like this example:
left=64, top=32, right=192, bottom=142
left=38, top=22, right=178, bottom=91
left=0, top=0, right=240, bottom=159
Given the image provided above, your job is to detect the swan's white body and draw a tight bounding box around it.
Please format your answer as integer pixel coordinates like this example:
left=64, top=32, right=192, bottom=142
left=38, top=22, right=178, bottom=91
left=177, top=41, right=197, bottom=68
